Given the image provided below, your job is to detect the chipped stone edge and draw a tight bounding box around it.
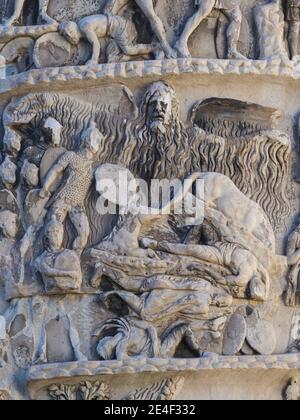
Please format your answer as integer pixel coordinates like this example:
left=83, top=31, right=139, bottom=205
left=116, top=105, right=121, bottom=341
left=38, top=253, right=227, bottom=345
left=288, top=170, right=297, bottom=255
left=1, top=58, right=300, bottom=96
left=27, top=354, right=300, bottom=384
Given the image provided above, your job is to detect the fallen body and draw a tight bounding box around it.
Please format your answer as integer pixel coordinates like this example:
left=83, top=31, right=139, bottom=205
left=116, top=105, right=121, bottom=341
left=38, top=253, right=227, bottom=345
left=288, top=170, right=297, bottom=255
left=95, top=317, right=202, bottom=359
left=145, top=239, right=269, bottom=293
left=96, top=265, right=232, bottom=322
left=59, top=14, right=158, bottom=65
left=94, top=169, right=202, bottom=258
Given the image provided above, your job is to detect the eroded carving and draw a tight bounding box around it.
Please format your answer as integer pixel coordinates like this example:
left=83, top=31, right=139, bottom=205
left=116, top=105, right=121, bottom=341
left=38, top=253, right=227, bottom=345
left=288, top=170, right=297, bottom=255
left=0, top=316, right=7, bottom=366
left=39, top=121, right=104, bottom=255
left=3, top=0, right=55, bottom=27
left=47, top=377, right=183, bottom=401
left=125, top=376, right=185, bottom=400
left=104, top=0, right=175, bottom=59
left=286, top=0, right=300, bottom=60
left=254, top=0, right=289, bottom=61
left=284, top=377, right=300, bottom=400
left=95, top=317, right=202, bottom=360
left=58, top=14, right=157, bottom=66
left=175, top=0, right=246, bottom=60
left=0, top=72, right=295, bottom=401
left=48, top=381, right=111, bottom=401
left=88, top=161, right=282, bottom=359
left=285, top=220, right=300, bottom=306
left=0, top=0, right=298, bottom=78
left=0, top=81, right=289, bottom=369
left=48, top=384, right=77, bottom=401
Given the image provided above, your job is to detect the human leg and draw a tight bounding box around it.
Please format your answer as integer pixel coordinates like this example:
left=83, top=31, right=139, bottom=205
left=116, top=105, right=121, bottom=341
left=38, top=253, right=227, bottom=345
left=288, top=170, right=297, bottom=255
left=69, top=207, right=90, bottom=253
left=143, top=292, right=211, bottom=321
left=184, top=326, right=201, bottom=354
left=285, top=264, right=300, bottom=306
left=223, top=7, right=246, bottom=59
left=66, top=314, right=88, bottom=362
left=32, top=297, right=48, bottom=364
left=160, top=322, right=189, bottom=357
left=4, top=0, right=25, bottom=26
left=174, top=0, right=215, bottom=57
left=39, top=0, right=56, bottom=24
left=135, top=0, right=176, bottom=58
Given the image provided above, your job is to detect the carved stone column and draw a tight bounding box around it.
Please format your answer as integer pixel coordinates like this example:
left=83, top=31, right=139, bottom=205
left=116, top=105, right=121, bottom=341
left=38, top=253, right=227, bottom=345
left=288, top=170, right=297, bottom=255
left=0, top=0, right=299, bottom=401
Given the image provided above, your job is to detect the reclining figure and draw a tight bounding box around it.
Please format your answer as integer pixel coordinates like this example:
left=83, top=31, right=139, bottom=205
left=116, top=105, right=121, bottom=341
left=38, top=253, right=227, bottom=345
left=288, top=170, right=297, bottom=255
left=59, top=12, right=158, bottom=65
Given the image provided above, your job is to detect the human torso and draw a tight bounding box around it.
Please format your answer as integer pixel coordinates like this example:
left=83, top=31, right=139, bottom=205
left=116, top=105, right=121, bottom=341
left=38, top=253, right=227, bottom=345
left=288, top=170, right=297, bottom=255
left=53, top=152, right=94, bottom=207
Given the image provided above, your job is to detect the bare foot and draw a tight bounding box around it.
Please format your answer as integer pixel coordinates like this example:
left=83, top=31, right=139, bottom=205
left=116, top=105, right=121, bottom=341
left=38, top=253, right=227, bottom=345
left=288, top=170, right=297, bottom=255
left=86, top=59, right=99, bottom=66
left=227, top=50, right=247, bottom=60
left=174, top=41, right=191, bottom=58
left=163, top=46, right=178, bottom=59
left=2, top=18, right=14, bottom=27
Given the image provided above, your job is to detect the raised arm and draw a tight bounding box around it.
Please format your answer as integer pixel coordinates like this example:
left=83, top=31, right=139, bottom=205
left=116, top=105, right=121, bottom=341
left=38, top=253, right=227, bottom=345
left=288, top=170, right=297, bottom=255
left=4, top=0, right=25, bottom=25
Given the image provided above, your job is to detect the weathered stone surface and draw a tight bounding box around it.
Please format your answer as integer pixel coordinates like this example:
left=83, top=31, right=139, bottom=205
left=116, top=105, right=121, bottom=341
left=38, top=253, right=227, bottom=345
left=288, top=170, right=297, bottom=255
left=246, top=312, right=277, bottom=356
left=223, top=314, right=247, bottom=356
